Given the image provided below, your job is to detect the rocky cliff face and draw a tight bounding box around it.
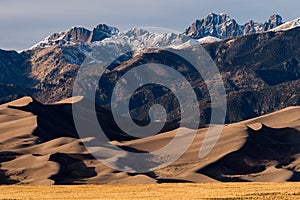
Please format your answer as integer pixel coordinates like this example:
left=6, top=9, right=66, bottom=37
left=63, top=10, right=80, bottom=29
left=185, top=13, right=284, bottom=39
left=91, top=24, right=119, bottom=42
left=32, top=24, right=119, bottom=48
left=185, top=13, right=243, bottom=39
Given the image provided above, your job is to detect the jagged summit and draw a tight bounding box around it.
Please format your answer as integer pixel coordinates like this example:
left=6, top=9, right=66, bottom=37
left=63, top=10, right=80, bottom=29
left=184, top=12, right=242, bottom=39
left=185, top=13, right=284, bottom=39
left=266, top=14, right=283, bottom=29
left=270, top=17, right=300, bottom=32
left=31, top=24, right=119, bottom=49
left=91, top=24, right=119, bottom=42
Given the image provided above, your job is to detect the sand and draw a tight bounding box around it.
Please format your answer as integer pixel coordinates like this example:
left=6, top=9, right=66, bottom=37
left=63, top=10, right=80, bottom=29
left=1, top=96, right=300, bottom=184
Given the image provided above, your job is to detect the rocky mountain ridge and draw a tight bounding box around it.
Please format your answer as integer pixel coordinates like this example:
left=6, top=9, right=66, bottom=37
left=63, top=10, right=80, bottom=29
left=31, top=24, right=119, bottom=49
left=31, top=13, right=293, bottom=50
left=185, top=13, right=283, bottom=39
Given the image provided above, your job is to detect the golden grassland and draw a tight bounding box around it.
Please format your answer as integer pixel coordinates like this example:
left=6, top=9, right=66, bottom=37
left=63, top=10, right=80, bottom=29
left=1, top=183, right=300, bottom=200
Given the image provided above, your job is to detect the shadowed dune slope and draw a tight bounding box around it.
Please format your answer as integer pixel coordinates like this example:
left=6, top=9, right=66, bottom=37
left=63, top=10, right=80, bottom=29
left=1, top=97, right=300, bottom=184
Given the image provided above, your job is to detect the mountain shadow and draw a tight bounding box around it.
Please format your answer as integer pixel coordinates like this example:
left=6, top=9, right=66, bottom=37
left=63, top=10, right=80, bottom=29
left=8, top=97, right=185, bottom=142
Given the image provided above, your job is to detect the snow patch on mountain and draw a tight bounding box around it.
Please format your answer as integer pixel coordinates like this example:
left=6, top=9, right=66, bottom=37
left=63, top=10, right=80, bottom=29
left=173, top=36, right=221, bottom=49
left=270, top=18, right=300, bottom=32
left=198, top=36, right=222, bottom=44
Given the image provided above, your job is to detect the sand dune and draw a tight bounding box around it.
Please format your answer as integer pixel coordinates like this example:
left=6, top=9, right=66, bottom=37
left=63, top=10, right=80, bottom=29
left=1, top=96, right=300, bottom=184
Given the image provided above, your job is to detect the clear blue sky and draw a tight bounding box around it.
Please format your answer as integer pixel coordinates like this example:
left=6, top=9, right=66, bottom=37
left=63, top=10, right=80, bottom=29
left=1, top=0, right=299, bottom=51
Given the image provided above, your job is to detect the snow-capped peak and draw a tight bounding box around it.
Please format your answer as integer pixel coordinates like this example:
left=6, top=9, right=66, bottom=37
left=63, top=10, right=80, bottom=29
left=30, top=13, right=298, bottom=51
left=185, top=13, right=285, bottom=40
left=92, top=28, right=190, bottom=50
left=30, top=24, right=119, bottom=49
left=270, top=18, right=300, bottom=32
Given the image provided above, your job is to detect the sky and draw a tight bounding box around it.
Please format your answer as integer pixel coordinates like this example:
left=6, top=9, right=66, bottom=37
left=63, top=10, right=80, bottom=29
left=0, top=0, right=299, bottom=51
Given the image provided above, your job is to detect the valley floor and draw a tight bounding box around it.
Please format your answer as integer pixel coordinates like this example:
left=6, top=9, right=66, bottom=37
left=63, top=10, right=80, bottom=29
left=1, top=183, right=300, bottom=199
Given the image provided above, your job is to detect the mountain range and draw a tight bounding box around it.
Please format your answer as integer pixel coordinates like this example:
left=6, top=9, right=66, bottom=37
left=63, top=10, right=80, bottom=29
left=30, top=13, right=299, bottom=50
left=0, top=13, right=300, bottom=124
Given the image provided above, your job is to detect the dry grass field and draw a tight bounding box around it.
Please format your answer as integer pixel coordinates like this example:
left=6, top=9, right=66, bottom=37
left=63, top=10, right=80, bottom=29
left=1, top=183, right=300, bottom=200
